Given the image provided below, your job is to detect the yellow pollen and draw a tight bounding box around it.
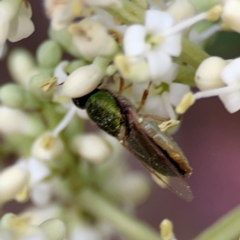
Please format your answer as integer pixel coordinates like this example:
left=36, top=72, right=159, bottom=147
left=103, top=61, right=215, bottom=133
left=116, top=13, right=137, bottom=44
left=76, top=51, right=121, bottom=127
left=40, top=135, right=56, bottom=149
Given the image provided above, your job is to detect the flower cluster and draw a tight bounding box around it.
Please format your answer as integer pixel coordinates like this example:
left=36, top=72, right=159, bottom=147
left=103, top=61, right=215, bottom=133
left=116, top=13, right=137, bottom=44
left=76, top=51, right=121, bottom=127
left=1, top=0, right=240, bottom=239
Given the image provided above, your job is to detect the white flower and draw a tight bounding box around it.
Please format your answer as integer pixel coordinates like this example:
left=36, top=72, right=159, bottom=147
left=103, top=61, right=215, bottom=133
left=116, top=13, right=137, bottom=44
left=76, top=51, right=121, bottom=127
left=0, top=107, right=31, bottom=136
left=0, top=214, right=65, bottom=240
left=219, top=58, right=240, bottom=113
left=221, top=0, right=240, bottom=33
left=167, top=0, right=195, bottom=24
left=0, top=166, right=29, bottom=203
left=62, top=63, right=105, bottom=98
left=71, top=134, right=113, bottom=164
left=31, top=133, right=64, bottom=162
left=123, top=10, right=181, bottom=80
left=16, top=157, right=52, bottom=205
left=45, top=0, right=81, bottom=30
left=131, top=63, right=190, bottom=119
left=177, top=57, right=240, bottom=114
left=123, top=7, right=222, bottom=81
left=69, top=19, right=118, bottom=59
left=0, top=1, right=34, bottom=55
left=195, top=57, right=226, bottom=90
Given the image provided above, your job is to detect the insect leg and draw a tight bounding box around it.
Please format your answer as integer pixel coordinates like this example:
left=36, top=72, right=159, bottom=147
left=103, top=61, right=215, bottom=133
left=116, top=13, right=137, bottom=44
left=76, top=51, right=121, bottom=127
left=118, top=77, right=133, bottom=93
left=137, top=81, right=152, bottom=112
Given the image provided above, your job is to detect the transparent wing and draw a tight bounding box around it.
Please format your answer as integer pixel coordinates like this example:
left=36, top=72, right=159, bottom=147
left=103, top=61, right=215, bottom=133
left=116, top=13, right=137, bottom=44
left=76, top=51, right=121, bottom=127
left=123, top=114, right=193, bottom=201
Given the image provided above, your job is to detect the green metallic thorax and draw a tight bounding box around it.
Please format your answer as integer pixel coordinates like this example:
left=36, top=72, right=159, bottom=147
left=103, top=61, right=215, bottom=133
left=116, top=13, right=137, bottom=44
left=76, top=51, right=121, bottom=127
left=86, top=90, right=124, bottom=137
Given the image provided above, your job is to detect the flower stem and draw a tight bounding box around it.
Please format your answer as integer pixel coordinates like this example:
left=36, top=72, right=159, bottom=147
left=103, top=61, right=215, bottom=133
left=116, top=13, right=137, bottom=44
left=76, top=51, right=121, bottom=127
left=106, top=0, right=144, bottom=24
left=78, top=188, right=161, bottom=240
left=188, top=0, right=221, bottom=12
left=175, top=65, right=196, bottom=86
left=179, top=38, right=210, bottom=68
left=193, top=205, right=240, bottom=240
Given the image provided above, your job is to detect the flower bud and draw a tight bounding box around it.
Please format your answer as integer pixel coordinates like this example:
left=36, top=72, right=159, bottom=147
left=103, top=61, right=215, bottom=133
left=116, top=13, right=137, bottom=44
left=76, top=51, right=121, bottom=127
left=29, top=72, right=54, bottom=101
left=0, top=83, right=41, bottom=110
left=72, top=134, right=112, bottom=163
left=222, top=0, right=240, bottom=33
left=66, top=60, right=87, bottom=74
left=69, top=19, right=118, bottom=59
left=49, top=27, right=82, bottom=58
left=7, top=48, right=37, bottom=88
left=0, top=84, right=26, bottom=109
left=160, top=219, right=175, bottom=240
left=167, top=0, right=195, bottom=24
left=37, top=40, right=62, bottom=68
left=39, top=218, right=66, bottom=240
left=62, top=63, right=105, bottom=98
left=114, top=55, right=150, bottom=83
left=195, top=57, right=226, bottom=90
left=30, top=183, right=52, bottom=207
left=120, top=173, right=151, bottom=205
left=0, top=107, right=30, bottom=135
left=0, top=166, right=29, bottom=203
left=86, top=0, right=122, bottom=8
left=31, top=133, right=64, bottom=162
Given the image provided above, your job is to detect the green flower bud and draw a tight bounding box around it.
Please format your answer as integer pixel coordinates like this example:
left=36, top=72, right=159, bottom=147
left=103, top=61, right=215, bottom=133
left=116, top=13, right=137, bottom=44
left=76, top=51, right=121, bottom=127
left=39, top=218, right=66, bottom=240
left=48, top=27, right=82, bottom=59
left=0, top=84, right=41, bottom=110
left=29, top=72, right=54, bottom=101
left=7, top=48, right=37, bottom=88
left=36, top=40, right=62, bottom=68
left=65, top=60, right=87, bottom=74
left=0, top=84, right=26, bottom=109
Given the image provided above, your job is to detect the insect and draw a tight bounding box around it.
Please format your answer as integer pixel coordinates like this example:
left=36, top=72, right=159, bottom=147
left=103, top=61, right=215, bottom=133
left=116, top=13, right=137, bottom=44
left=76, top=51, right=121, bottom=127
left=72, top=88, right=193, bottom=201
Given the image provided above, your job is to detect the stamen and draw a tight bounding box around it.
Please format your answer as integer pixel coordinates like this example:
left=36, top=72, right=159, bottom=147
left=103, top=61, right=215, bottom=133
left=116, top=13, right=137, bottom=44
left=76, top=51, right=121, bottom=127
left=163, top=12, right=207, bottom=37
left=197, top=24, right=221, bottom=43
left=194, top=83, right=240, bottom=100
left=52, top=105, right=77, bottom=137
left=163, top=5, right=222, bottom=37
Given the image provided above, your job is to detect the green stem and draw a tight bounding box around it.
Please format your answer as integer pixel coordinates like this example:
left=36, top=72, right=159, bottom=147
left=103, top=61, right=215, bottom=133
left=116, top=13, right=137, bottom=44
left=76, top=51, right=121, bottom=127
left=106, top=0, right=144, bottom=24
left=78, top=188, right=160, bottom=240
left=188, top=0, right=221, bottom=12
left=193, top=205, right=240, bottom=240
left=175, top=65, right=196, bottom=86
left=179, top=38, right=210, bottom=69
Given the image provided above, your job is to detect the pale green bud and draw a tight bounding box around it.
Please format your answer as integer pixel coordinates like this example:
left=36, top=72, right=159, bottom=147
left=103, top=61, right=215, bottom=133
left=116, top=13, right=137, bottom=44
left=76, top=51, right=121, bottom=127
left=0, top=84, right=26, bottom=109
left=37, top=40, right=62, bottom=68
left=0, top=83, right=41, bottom=110
left=0, top=166, right=29, bottom=203
left=66, top=60, right=87, bottom=74
left=29, top=73, right=54, bottom=101
left=39, top=218, right=66, bottom=240
left=7, top=48, right=37, bottom=88
left=48, top=27, right=82, bottom=58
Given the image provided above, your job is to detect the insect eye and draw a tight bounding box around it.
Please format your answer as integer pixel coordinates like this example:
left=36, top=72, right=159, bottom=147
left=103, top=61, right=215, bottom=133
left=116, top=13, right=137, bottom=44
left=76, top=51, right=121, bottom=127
left=72, top=89, right=99, bottom=109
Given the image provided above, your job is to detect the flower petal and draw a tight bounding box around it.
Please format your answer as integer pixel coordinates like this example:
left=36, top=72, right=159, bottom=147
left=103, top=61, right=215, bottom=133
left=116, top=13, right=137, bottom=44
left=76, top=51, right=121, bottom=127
left=8, top=15, right=34, bottom=42
left=221, top=58, right=240, bottom=85
left=147, top=51, right=172, bottom=80
left=144, top=94, right=169, bottom=118
left=145, top=10, right=174, bottom=34
left=123, top=25, right=146, bottom=56
left=169, top=83, right=190, bottom=106
left=219, top=90, right=240, bottom=113
left=158, top=33, right=182, bottom=56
